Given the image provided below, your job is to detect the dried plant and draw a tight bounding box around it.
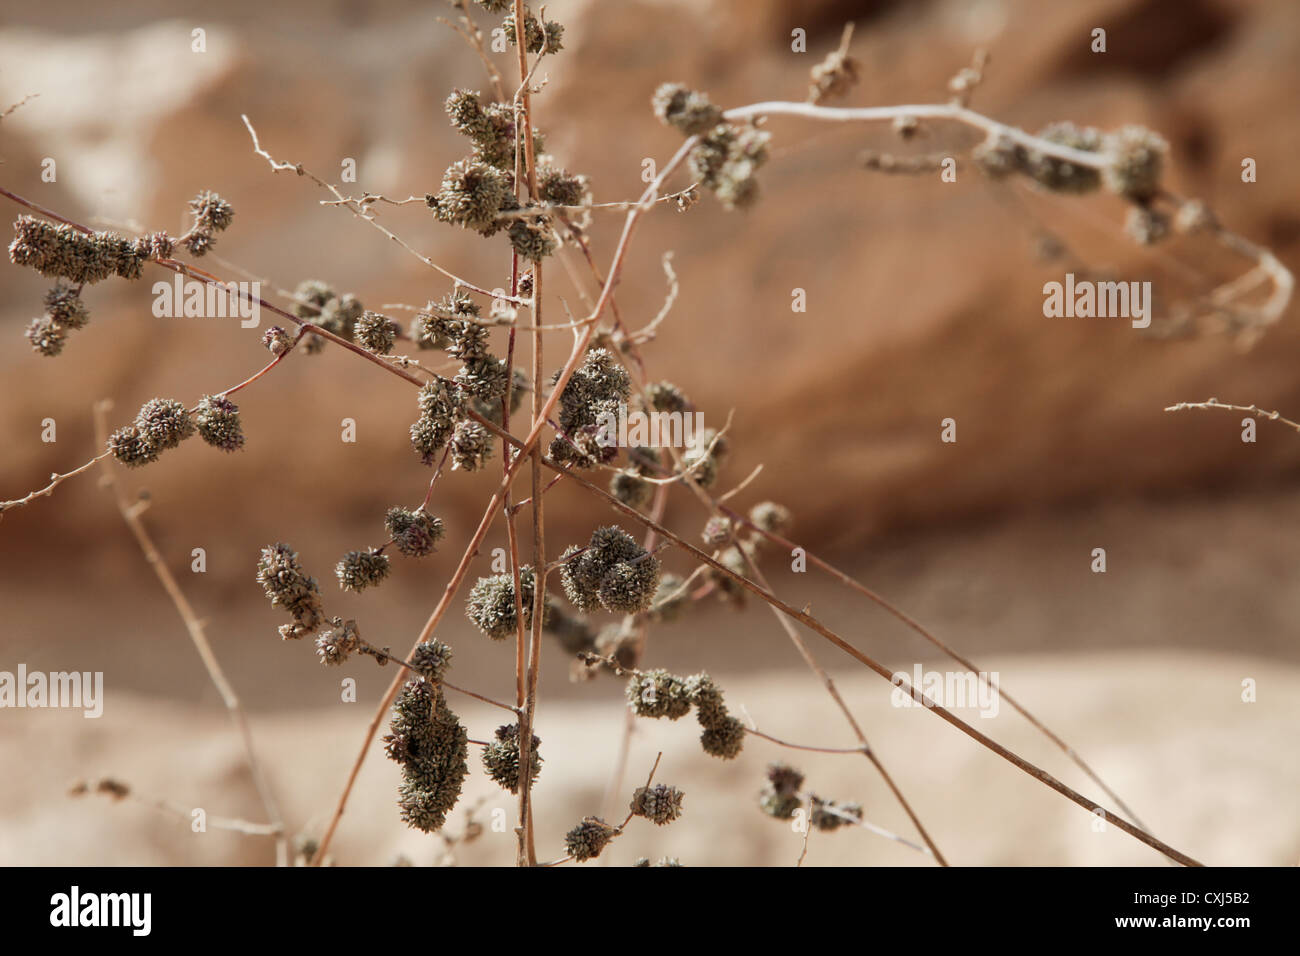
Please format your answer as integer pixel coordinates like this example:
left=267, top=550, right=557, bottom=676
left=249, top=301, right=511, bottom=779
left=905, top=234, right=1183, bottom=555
left=3, top=3, right=1291, bottom=867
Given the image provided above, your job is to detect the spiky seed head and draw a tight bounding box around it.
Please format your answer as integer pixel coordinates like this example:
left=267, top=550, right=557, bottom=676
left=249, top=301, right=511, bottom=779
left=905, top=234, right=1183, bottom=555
left=262, top=325, right=292, bottom=355
left=481, top=723, right=543, bottom=793
left=315, top=617, right=362, bottom=666
left=43, top=282, right=89, bottom=329
left=1103, top=125, right=1167, bottom=201
left=811, top=797, right=864, bottom=831
left=256, top=543, right=323, bottom=633
left=466, top=566, right=538, bottom=640
left=194, top=394, right=245, bottom=452
left=626, top=669, right=693, bottom=720
left=189, top=191, right=234, bottom=232
left=336, top=548, right=391, bottom=592
left=409, top=640, right=454, bottom=682
left=450, top=419, right=493, bottom=472
left=749, top=501, right=793, bottom=535
left=652, top=83, right=724, bottom=136
left=610, top=469, right=654, bottom=510
left=354, top=311, right=399, bottom=354
left=563, top=817, right=617, bottom=862
left=630, top=784, right=685, bottom=825
left=135, top=398, right=195, bottom=451
left=25, top=315, right=66, bottom=356
left=385, top=507, right=445, bottom=558
left=107, top=424, right=158, bottom=468
left=700, top=714, right=745, bottom=759
left=702, top=515, right=732, bottom=546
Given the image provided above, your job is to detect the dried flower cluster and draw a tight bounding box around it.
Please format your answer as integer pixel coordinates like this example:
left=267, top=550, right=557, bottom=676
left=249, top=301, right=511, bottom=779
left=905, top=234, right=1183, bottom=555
left=107, top=398, right=195, bottom=468
left=257, top=543, right=325, bottom=641
left=758, top=763, right=863, bottom=832
left=563, top=816, right=618, bottom=862
left=183, top=190, right=234, bottom=257
left=626, top=669, right=745, bottom=759
left=466, top=565, right=539, bottom=640
left=630, top=783, right=685, bottom=825
left=385, top=675, right=469, bottom=833
left=560, top=525, right=662, bottom=614
left=481, top=723, right=543, bottom=793
left=550, top=347, right=630, bottom=467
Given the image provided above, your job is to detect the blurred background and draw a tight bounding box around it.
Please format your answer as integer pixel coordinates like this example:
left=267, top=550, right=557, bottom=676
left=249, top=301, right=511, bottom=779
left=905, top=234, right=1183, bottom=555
left=0, top=0, right=1297, bottom=866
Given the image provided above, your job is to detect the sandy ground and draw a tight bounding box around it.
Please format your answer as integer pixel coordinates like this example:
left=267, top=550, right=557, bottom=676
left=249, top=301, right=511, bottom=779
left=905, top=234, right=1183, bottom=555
left=3, top=490, right=1297, bottom=867
left=2, top=650, right=1293, bottom=867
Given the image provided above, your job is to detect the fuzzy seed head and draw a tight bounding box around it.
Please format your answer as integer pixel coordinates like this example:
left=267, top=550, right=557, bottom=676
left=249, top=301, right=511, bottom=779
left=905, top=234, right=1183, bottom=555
left=194, top=394, right=245, bottom=452
left=385, top=507, right=445, bottom=558
left=811, top=797, right=864, bottom=831
left=630, top=783, right=685, bottom=825
left=652, top=83, right=724, bottom=136
left=1103, top=125, right=1167, bottom=201
left=700, top=714, right=745, bottom=759
left=25, top=315, right=66, bottom=357
left=262, top=325, right=292, bottom=355
left=610, top=469, right=654, bottom=510
left=135, top=398, right=195, bottom=451
left=560, top=525, right=659, bottom=614
left=626, top=669, right=693, bottom=720
left=466, top=566, right=538, bottom=641
left=336, top=548, right=391, bottom=592
left=43, top=282, right=89, bottom=329
left=433, top=159, right=510, bottom=231
left=749, top=501, right=792, bottom=535
left=386, top=677, right=468, bottom=833
left=508, top=218, right=557, bottom=261
left=450, top=419, right=493, bottom=472
left=538, top=165, right=588, bottom=207
left=563, top=817, right=617, bottom=862
left=481, top=723, right=543, bottom=793
left=107, top=424, right=158, bottom=468
left=314, top=617, right=362, bottom=666
left=256, top=543, right=324, bottom=634
left=409, top=640, right=454, bottom=682
left=189, top=191, right=234, bottom=232
left=354, top=311, right=399, bottom=354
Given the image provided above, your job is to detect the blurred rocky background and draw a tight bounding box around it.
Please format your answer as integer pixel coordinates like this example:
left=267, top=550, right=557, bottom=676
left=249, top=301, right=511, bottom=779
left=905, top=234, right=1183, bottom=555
left=0, top=0, right=1297, bottom=865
